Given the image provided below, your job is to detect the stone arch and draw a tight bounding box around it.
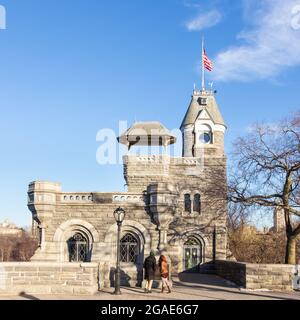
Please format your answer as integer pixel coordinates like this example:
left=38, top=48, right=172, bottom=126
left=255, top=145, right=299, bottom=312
left=179, top=231, right=208, bottom=248
left=190, top=190, right=200, bottom=197
left=53, top=219, right=99, bottom=262
left=104, top=220, right=151, bottom=287
left=195, top=122, right=214, bottom=145
left=181, top=232, right=207, bottom=265
left=171, top=230, right=208, bottom=272
left=180, top=189, right=192, bottom=196
left=104, top=220, right=151, bottom=257
left=198, top=123, right=213, bottom=132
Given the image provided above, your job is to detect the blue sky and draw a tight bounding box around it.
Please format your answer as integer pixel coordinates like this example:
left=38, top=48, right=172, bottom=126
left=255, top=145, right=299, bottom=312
left=0, top=0, right=299, bottom=227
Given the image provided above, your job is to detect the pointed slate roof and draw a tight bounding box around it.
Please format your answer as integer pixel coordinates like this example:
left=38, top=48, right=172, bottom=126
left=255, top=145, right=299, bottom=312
left=180, top=91, right=226, bottom=129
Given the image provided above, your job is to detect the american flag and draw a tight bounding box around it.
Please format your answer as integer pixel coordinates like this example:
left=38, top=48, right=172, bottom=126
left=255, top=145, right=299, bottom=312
left=203, top=49, right=213, bottom=72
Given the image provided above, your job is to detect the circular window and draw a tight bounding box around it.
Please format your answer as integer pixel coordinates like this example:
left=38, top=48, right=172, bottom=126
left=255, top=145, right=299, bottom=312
left=199, top=132, right=212, bottom=144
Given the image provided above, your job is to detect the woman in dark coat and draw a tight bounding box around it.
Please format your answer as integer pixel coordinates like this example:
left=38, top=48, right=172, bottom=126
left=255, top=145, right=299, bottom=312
left=143, top=250, right=156, bottom=293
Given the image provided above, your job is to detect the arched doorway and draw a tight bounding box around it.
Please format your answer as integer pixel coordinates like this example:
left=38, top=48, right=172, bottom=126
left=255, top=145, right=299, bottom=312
left=104, top=221, right=151, bottom=287
left=67, top=232, right=89, bottom=262
left=183, top=236, right=203, bottom=270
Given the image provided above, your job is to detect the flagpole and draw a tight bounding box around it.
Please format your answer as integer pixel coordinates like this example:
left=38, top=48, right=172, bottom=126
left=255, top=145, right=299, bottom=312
left=202, top=36, right=205, bottom=91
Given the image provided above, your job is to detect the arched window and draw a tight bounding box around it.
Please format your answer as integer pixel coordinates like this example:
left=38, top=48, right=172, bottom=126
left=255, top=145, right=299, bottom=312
left=193, top=194, right=201, bottom=213
left=120, top=233, right=139, bottom=263
left=67, top=232, right=88, bottom=262
left=184, top=194, right=192, bottom=213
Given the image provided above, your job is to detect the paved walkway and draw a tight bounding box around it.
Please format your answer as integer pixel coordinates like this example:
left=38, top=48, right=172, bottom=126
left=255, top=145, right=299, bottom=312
left=0, top=274, right=299, bottom=300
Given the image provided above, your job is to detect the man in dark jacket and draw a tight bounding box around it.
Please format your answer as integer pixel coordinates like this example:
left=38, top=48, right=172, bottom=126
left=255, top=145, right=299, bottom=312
left=143, top=250, right=156, bottom=293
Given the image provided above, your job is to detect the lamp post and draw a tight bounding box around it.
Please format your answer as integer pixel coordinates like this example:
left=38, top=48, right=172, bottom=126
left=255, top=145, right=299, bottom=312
left=113, top=207, right=126, bottom=295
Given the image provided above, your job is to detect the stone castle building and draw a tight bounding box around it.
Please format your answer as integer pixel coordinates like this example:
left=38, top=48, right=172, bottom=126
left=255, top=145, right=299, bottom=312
left=27, top=89, right=228, bottom=287
left=0, top=220, right=23, bottom=236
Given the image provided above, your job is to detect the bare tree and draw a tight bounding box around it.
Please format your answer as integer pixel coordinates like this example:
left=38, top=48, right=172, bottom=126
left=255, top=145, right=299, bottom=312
left=228, top=225, right=288, bottom=264
left=229, top=113, right=300, bottom=264
left=227, top=202, right=250, bottom=231
left=0, top=231, right=38, bottom=261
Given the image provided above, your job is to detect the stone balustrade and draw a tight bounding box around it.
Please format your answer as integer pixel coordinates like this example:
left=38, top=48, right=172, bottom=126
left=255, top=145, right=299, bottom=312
left=61, top=193, right=94, bottom=202
left=123, top=154, right=202, bottom=165
left=28, top=190, right=146, bottom=205
left=112, top=194, right=144, bottom=203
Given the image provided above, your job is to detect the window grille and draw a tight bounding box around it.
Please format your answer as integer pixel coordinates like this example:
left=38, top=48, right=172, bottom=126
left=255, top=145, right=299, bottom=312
left=120, top=233, right=138, bottom=263
left=68, top=233, right=88, bottom=262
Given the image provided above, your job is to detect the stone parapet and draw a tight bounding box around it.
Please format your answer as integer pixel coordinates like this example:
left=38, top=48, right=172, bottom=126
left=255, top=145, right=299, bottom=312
left=0, top=262, right=100, bottom=295
left=213, top=260, right=297, bottom=291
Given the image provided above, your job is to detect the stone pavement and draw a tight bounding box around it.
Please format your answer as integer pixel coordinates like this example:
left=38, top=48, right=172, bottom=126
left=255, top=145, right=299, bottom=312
left=0, top=274, right=299, bottom=301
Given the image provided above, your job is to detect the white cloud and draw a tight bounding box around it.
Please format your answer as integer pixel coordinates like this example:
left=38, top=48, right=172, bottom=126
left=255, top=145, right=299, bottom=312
left=213, top=0, right=300, bottom=82
left=185, top=10, right=222, bottom=31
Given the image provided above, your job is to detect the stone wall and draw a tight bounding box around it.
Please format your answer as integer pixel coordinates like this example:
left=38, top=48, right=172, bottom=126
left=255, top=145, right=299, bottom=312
left=214, top=261, right=246, bottom=287
left=0, top=262, right=101, bottom=295
left=214, top=260, right=296, bottom=291
left=1, top=260, right=296, bottom=295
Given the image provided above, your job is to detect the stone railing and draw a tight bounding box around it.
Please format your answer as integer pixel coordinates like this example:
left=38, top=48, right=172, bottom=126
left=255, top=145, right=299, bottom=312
left=133, top=155, right=170, bottom=163
left=181, top=158, right=202, bottom=165
left=112, top=193, right=144, bottom=203
left=124, top=154, right=202, bottom=165
left=29, top=191, right=146, bottom=205
left=61, top=193, right=94, bottom=202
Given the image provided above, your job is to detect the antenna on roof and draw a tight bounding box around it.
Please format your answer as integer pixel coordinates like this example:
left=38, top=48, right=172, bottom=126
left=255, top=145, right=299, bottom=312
left=208, top=82, right=214, bottom=90
left=193, top=83, right=196, bottom=91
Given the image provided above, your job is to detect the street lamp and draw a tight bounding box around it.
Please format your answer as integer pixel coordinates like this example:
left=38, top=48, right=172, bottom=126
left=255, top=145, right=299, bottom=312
left=113, top=207, right=126, bottom=295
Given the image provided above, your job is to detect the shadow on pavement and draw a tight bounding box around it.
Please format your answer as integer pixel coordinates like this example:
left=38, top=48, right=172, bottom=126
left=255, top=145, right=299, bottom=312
left=178, top=272, right=236, bottom=287
left=174, top=274, right=298, bottom=301
left=19, top=291, right=40, bottom=300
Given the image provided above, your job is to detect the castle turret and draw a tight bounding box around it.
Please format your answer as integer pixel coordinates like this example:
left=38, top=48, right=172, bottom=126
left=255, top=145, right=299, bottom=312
left=180, top=90, right=226, bottom=157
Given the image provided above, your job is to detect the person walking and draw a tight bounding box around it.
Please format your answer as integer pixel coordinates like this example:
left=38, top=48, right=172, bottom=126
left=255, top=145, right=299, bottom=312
left=159, top=255, right=172, bottom=294
left=143, top=250, right=157, bottom=293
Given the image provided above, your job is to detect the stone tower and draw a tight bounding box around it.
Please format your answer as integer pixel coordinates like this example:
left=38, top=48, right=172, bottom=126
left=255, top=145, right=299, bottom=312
left=180, top=89, right=226, bottom=158
left=273, top=207, right=285, bottom=232
left=119, top=88, right=228, bottom=267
